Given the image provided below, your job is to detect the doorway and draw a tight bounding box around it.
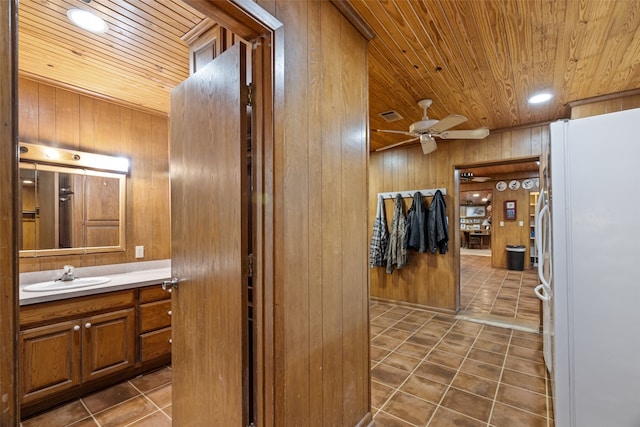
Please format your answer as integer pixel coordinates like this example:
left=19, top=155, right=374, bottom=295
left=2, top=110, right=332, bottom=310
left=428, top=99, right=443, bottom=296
left=456, top=159, right=541, bottom=330
left=4, top=1, right=281, bottom=424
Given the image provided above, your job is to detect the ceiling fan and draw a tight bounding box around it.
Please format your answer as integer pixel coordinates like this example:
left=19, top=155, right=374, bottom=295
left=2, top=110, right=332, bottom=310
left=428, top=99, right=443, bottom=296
left=373, top=99, right=490, bottom=155
left=460, top=171, right=491, bottom=182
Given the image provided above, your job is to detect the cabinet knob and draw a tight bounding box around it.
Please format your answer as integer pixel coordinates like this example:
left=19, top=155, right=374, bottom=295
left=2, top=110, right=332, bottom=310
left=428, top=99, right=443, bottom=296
left=168, top=310, right=172, bottom=316
left=85, top=322, right=92, bottom=329
left=73, top=325, right=80, bottom=331
left=169, top=338, right=172, bottom=344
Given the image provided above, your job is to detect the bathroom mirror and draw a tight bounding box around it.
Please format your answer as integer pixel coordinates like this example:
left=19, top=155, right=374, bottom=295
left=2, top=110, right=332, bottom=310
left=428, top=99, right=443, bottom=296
left=19, top=143, right=128, bottom=257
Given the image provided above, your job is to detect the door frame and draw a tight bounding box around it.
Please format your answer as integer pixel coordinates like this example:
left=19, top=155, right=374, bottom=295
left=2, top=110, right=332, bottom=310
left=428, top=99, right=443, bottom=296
left=1, top=1, right=283, bottom=425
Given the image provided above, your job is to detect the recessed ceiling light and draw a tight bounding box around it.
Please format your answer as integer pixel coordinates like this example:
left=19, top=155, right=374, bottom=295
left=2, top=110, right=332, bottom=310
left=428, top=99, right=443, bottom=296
left=528, top=92, right=553, bottom=104
left=67, top=8, right=108, bottom=34
left=472, top=193, right=480, bottom=197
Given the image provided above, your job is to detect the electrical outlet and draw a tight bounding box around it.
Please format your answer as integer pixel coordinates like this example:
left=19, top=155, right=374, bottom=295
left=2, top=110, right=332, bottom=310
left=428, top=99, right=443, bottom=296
left=135, top=246, right=144, bottom=258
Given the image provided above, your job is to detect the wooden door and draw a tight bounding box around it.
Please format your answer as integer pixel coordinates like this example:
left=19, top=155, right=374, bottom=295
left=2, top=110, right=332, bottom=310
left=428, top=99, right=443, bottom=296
left=19, top=320, right=81, bottom=404
left=82, top=308, right=136, bottom=382
left=170, top=42, right=248, bottom=425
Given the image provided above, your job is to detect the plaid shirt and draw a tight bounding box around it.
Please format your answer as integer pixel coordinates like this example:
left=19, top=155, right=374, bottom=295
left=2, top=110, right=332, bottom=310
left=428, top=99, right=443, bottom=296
left=369, top=196, right=389, bottom=268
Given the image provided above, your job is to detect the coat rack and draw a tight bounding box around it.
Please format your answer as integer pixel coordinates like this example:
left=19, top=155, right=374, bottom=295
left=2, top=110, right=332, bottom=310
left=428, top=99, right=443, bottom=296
left=377, top=187, right=447, bottom=200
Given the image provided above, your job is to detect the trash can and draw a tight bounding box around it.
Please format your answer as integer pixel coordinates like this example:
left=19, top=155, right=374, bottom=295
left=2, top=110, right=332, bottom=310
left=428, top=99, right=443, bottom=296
left=506, top=245, right=526, bottom=271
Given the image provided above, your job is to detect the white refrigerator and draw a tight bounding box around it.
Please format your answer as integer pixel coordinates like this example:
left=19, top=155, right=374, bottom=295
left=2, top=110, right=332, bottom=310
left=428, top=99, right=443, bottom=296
left=548, top=108, right=640, bottom=427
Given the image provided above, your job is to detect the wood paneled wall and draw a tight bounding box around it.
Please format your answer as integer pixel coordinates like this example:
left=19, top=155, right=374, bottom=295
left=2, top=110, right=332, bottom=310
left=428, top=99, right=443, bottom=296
left=0, top=0, right=19, bottom=423
left=256, top=1, right=371, bottom=425
left=18, top=77, right=170, bottom=272
left=571, top=91, right=640, bottom=119
left=369, top=125, right=549, bottom=311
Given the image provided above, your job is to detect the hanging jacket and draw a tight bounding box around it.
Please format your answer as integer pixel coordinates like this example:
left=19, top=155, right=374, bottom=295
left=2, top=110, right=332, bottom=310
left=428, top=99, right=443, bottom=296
left=427, top=190, right=449, bottom=254
left=404, top=191, right=429, bottom=252
left=385, top=194, right=408, bottom=273
left=369, top=195, right=389, bottom=268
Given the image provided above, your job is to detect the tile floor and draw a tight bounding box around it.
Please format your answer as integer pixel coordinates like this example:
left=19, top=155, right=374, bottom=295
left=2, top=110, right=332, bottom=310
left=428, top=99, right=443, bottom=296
left=460, top=254, right=541, bottom=327
left=21, top=367, right=172, bottom=427
left=370, top=300, right=553, bottom=426
left=23, top=260, right=550, bottom=427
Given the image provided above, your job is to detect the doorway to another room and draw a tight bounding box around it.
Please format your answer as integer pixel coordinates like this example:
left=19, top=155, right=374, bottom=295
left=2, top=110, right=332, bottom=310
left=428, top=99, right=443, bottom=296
left=456, top=160, right=541, bottom=331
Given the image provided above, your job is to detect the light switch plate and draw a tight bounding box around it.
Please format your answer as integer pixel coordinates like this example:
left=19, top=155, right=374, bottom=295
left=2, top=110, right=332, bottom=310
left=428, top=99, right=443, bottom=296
left=500, top=221, right=504, bottom=227
left=135, top=246, right=144, bottom=258
left=519, top=221, right=524, bottom=226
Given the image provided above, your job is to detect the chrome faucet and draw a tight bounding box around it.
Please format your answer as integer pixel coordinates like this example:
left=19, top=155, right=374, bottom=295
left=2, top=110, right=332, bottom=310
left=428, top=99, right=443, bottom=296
left=58, top=265, right=76, bottom=281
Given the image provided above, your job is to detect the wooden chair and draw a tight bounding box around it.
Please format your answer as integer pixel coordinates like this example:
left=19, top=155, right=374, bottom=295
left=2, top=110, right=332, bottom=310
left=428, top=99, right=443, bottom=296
left=468, top=234, right=482, bottom=249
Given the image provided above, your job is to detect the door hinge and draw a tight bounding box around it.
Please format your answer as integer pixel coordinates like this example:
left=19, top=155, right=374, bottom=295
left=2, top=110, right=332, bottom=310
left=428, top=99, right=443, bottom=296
left=244, top=254, right=255, bottom=278
left=247, top=84, right=254, bottom=106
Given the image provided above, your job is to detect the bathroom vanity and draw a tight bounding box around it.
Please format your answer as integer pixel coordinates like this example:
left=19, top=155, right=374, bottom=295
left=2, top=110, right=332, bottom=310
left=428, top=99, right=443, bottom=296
left=19, top=264, right=171, bottom=417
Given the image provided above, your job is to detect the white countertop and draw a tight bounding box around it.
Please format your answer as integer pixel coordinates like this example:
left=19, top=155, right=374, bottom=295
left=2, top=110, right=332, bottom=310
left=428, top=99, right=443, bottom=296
left=19, top=260, right=171, bottom=306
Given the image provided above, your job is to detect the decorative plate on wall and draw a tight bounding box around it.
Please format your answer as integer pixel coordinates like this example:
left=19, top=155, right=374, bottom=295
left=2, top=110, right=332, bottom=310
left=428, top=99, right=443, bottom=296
left=522, top=178, right=534, bottom=190
left=509, top=180, right=521, bottom=190
left=496, top=181, right=507, bottom=191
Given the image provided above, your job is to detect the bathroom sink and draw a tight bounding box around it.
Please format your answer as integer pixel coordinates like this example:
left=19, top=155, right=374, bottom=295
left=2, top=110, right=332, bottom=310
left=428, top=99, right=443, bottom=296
left=23, top=277, right=112, bottom=292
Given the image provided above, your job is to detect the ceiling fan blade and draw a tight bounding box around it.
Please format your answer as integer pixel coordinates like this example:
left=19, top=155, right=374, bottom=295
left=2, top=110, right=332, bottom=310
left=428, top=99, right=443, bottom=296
left=428, top=114, right=467, bottom=133
left=372, top=129, right=417, bottom=137
left=420, top=136, right=438, bottom=155
left=437, top=128, right=490, bottom=140
left=375, top=136, right=420, bottom=152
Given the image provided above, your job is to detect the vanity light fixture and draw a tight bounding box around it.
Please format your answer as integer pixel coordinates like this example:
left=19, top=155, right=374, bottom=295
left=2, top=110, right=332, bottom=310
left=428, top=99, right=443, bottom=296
left=67, top=8, right=108, bottom=34
left=528, top=92, right=553, bottom=104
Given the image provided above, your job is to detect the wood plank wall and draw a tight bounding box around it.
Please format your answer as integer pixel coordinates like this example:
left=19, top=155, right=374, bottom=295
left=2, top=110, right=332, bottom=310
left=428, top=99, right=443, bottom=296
left=256, top=1, right=371, bottom=425
left=0, top=0, right=19, bottom=423
left=571, top=92, right=640, bottom=119
left=18, top=77, right=171, bottom=272
left=369, top=125, right=549, bottom=311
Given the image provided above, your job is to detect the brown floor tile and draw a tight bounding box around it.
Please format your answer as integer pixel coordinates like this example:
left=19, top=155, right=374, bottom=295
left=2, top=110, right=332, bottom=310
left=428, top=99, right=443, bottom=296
left=370, top=324, right=386, bottom=336
left=444, top=332, right=476, bottom=345
left=371, top=335, right=403, bottom=351
left=126, top=411, right=172, bottom=427
left=440, top=388, right=493, bottom=422
left=399, top=375, right=447, bottom=404
left=372, top=411, right=415, bottom=426
left=509, top=343, right=544, bottom=362
left=371, top=345, right=391, bottom=362
left=384, top=328, right=413, bottom=341
left=379, top=311, right=408, bottom=320
left=393, top=320, right=422, bottom=332
left=93, top=396, right=157, bottom=427
left=450, top=322, right=483, bottom=337
left=371, top=316, right=400, bottom=328
left=67, top=418, right=100, bottom=427
left=81, top=382, right=140, bottom=414
left=501, top=368, right=547, bottom=395
left=22, top=400, right=90, bottom=427
left=428, top=406, right=486, bottom=427
left=129, top=367, right=172, bottom=393
left=496, top=383, right=547, bottom=415
left=478, top=330, right=511, bottom=344
left=413, top=361, right=457, bottom=386
left=425, top=349, right=465, bottom=369
left=371, top=363, right=411, bottom=388
left=395, top=342, right=431, bottom=359
left=406, top=333, right=440, bottom=347
left=490, top=402, right=548, bottom=427
left=459, top=359, right=502, bottom=382
left=435, top=339, right=470, bottom=356
left=467, top=348, right=505, bottom=367
left=504, top=355, right=547, bottom=378
left=162, top=404, right=172, bottom=419
left=473, top=338, right=508, bottom=354
left=451, top=371, right=498, bottom=399
left=382, top=353, right=422, bottom=373
left=146, top=383, right=172, bottom=408
left=382, top=391, right=437, bottom=425
left=371, top=381, right=396, bottom=409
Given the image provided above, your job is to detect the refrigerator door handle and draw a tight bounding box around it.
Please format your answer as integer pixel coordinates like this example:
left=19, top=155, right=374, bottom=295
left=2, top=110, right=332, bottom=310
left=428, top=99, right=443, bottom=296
left=536, top=204, right=550, bottom=287
left=534, top=283, right=550, bottom=301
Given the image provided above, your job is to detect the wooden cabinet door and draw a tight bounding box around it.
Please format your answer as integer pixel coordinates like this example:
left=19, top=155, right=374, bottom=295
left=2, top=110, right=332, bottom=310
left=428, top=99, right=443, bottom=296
left=19, top=320, right=81, bottom=404
left=82, top=308, right=136, bottom=382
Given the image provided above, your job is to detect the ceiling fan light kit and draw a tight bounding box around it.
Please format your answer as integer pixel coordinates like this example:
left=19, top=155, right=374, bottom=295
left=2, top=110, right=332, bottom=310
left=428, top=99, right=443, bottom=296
left=374, top=98, right=490, bottom=154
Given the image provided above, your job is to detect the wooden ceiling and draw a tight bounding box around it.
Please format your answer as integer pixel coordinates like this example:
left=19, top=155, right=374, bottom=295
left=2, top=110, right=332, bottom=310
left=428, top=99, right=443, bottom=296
left=17, top=0, right=640, bottom=150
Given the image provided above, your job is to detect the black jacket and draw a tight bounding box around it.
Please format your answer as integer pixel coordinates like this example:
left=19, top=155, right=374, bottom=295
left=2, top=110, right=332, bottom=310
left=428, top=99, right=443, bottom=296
left=404, top=192, right=428, bottom=252
left=427, top=190, right=448, bottom=254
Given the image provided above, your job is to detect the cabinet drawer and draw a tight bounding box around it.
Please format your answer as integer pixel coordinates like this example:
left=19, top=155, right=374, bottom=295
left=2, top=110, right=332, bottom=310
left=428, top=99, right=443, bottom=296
left=140, top=300, right=172, bottom=333
left=140, top=327, right=172, bottom=362
left=139, top=285, right=171, bottom=304
left=20, top=290, right=135, bottom=329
